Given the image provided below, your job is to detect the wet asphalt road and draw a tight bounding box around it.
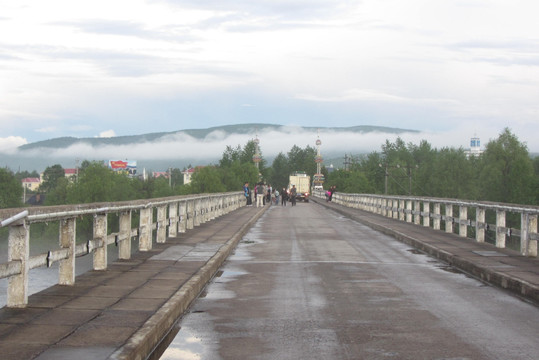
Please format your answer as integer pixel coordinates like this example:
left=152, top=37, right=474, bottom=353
left=160, top=202, right=539, bottom=360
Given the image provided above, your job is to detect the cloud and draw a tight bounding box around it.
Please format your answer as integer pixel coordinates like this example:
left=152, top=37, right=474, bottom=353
left=161, top=0, right=355, bottom=20
left=296, top=89, right=460, bottom=106
left=51, top=19, right=197, bottom=43
left=98, top=130, right=116, bottom=138
left=0, top=136, right=27, bottom=154
left=36, top=127, right=57, bottom=133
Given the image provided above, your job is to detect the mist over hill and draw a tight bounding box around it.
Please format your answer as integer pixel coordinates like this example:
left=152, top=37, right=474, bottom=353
left=5, top=124, right=420, bottom=172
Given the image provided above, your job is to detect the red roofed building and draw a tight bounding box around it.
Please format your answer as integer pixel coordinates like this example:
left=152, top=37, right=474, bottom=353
left=21, top=177, right=41, bottom=191
left=64, top=168, right=78, bottom=179
left=152, top=171, right=169, bottom=179
left=181, top=167, right=206, bottom=185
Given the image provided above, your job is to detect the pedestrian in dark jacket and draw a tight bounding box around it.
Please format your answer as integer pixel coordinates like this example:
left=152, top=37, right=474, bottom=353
left=281, top=187, right=288, bottom=206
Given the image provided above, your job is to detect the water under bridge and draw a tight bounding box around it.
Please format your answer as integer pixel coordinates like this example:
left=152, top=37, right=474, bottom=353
left=0, top=192, right=538, bottom=359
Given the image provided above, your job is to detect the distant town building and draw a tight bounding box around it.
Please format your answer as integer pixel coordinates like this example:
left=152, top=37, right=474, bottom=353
left=64, top=168, right=78, bottom=180
left=326, top=164, right=335, bottom=174
left=465, top=136, right=483, bottom=157
left=152, top=171, right=169, bottom=179
left=21, top=177, right=41, bottom=191
left=182, top=167, right=196, bottom=184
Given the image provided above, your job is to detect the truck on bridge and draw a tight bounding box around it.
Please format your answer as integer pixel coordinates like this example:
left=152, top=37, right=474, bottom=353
left=288, top=171, right=311, bottom=202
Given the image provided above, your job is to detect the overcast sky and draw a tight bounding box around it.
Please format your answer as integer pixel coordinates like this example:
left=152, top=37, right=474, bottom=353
left=1, top=0, right=538, bottom=156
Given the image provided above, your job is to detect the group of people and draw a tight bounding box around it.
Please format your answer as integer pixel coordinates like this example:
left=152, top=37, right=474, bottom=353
left=243, top=182, right=298, bottom=207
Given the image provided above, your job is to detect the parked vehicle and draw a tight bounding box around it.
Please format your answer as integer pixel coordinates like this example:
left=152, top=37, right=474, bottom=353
left=288, top=171, right=311, bottom=202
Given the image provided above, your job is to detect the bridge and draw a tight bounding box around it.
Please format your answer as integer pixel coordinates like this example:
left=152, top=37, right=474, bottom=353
left=0, top=192, right=538, bottom=359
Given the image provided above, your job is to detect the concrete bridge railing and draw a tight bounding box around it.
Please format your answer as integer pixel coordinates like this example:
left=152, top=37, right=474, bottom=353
left=314, top=190, right=538, bottom=258
left=0, top=192, right=244, bottom=308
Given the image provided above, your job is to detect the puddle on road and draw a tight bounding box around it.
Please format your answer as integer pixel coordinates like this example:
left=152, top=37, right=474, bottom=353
left=437, top=265, right=462, bottom=274
left=158, top=325, right=207, bottom=360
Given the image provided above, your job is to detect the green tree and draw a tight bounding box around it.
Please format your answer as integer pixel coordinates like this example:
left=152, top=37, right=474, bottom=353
left=269, top=152, right=290, bottom=190
left=147, top=177, right=175, bottom=198
left=287, top=145, right=317, bottom=177
left=219, top=145, right=243, bottom=168
left=427, top=147, right=478, bottom=199
left=170, top=168, right=184, bottom=188
left=358, top=152, right=386, bottom=194
left=44, top=177, right=71, bottom=205
left=0, top=168, right=23, bottom=208
left=326, top=169, right=374, bottom=194
left=14, top=170, right=40, bottom=182
left=478, top=128, right=536, bottom=204
left=189, top=166, right=226, bottom=193
left=40, top=164, right=65, bottom=193
left=66, top=161, right=137, bottom=203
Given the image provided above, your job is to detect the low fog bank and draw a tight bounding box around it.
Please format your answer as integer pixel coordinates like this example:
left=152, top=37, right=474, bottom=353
left=2, top=127, right=492, bottom=172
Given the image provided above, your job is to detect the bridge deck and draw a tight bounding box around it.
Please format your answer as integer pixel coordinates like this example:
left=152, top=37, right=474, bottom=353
left=0, top=205, right=267, bottom=360
left=0, top=198, right=537, bottom=359
left=314, top=197, right=539, bottom=305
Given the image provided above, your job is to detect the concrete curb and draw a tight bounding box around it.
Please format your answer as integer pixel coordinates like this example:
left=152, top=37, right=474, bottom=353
left=110, top=205, right=268, bottom=360
left=312, top=197, right=539, bottom=306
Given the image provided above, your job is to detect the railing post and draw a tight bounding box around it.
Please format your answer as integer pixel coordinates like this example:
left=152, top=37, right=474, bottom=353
left=496, top=210, right=506, bottom=248
left=187, top=200, right=194, bottom=230
left=445, top=205, right=453, bottom=233
left=528, top=215, right=537, bottom=257
left=179, top=201, right=187, bottom=232
left=93, top=213, right=108, bottom=270
left=118, top=210, right=132, bottom=259
left=476, top=207, right=486, bottom=243
left=399, top=199, right=405, bottom=221
left=414, top=201, right=421, bottom=225
left=406, top=200, right=412, bottom=223
left=218, top=196, right=224, bottom=217
left=423, top=201, right=430, bottom=227
left=521, top=213, right=537, bottom=257
left=7, top=220, right=29, bottom=308
left=459, top=206, right=468, bottom=237
left=168, top=202, right=178, bottom=238
left=433, top=203, right=441, bottom=230
left=157, top=205, right=167, bottom=243
left=139, top=207, right=152, bottom=251
left=59, top=218, right=76, bottom=285
left=204, top=197, right=210, bottom=222
left=194, top=198, right=201, bottom=227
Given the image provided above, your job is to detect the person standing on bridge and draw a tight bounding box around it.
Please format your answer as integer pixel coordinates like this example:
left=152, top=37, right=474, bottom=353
left=290, top=184, right=297, bottom=206
left=281, top=187, right=287, bottom=206
left=328, top=185, right=336, bottom=202
left=256, top=182, right=265, bottom=207
left=243, top=181, right=252, bottom=206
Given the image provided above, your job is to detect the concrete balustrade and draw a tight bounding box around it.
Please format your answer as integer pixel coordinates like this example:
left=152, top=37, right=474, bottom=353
left=314, top=190, right=539, bottom=258
left=0, top=192, right=243, bottom=308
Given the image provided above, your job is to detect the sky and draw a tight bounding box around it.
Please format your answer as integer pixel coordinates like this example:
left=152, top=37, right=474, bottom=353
left=1, top=0, right=538, bottom=159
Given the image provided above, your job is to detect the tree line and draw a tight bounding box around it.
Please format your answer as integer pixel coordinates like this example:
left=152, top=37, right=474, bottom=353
left=1, top=128, right=537, bottom=210
left=325, top=128, right=538, bottom=206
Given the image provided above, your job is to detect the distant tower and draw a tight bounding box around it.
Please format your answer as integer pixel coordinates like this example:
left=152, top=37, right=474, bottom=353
left=252, top=133, right=262, bottom=169
left=315, top=133, right=323, bottom=175
left=466, top=135, right=483, bottom=157
left=313, top=130, right=325, bottom=187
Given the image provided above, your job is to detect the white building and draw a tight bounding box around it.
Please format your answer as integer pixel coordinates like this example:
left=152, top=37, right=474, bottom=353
left=465, top=136, right=483, bottom=157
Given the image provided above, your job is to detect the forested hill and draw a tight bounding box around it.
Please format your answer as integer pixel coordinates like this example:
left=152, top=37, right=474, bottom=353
left=18, top=124, right=417, bottom=151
